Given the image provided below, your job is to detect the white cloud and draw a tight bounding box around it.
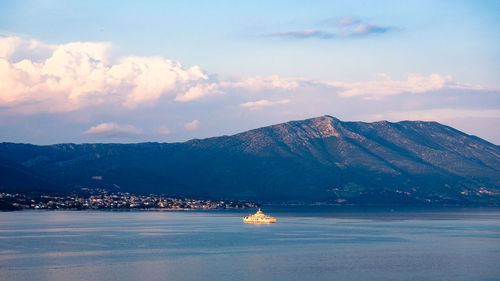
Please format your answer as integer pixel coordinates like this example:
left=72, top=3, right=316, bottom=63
left=0, top=35, right=495, bottom=124
left=240, top=99, right=290, bottom=110
left=85, top=122, right=142, bottom=136
left=175, top=83, right=223, bottom=102
left=0, top=36, right=209, bottom=113
left=338, top=17, right=359, bottom=26
left=222, top=75, right=300, bottom=91
left=0, top=36, right=55, bottom=62
left=173, top=74, right=301, bottom=102
left=184, top=120, right=200, bottom=131
left=265, top=19, right=391, bottom=39
left=118, top=56, right=208, bottom=108
left=352, top=24, right=390, bottom=35
left=371, top=108, right=500, bottom=121
left=327, top=73, right=485, bottom=99
left=265, top=29, right=335, bottom=39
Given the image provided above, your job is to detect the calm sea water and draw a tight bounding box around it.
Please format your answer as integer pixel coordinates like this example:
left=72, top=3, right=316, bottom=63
left=0, top=207, right=499, bottom=281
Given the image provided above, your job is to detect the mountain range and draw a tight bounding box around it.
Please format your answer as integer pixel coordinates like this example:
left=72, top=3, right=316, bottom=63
left=1, top=115, right=499, bottom=205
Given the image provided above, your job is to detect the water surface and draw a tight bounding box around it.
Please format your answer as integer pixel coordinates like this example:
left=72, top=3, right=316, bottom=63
left=1, top=207, right=499, bottom=281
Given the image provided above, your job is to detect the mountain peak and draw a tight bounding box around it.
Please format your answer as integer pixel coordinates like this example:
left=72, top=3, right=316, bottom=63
left=241, top=115, right=343, bottom=150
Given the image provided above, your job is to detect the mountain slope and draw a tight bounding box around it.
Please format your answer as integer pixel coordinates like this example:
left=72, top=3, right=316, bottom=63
left=1, top=116, right=499, bottom=205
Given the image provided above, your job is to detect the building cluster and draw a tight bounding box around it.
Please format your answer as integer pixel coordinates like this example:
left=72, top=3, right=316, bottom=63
left=0, top=189, right=258, bottom=210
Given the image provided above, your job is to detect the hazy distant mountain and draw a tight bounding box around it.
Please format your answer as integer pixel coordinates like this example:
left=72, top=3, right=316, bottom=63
left=1, top=116, right=499, bottom=205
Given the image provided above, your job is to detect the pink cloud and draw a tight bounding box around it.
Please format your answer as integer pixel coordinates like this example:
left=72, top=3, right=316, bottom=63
left=352, top=24, right=390, bottom=35
left=265, top=29, right=335, bottom=39
left=338, top=17, right=359, bottom=26
left=85, top=122, right=142, bottom=136
left=184, top=120, right=200, bottom=131
left=240, top=99, right=290, bottom=110
left=326, top=73, right=485, bottom=99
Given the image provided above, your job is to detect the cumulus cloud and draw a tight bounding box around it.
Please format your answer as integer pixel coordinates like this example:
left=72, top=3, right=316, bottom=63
left=85, top=122, right=142, bottom=136
left=0, top=36, right=55, bottom=62
left=240, top=99, right=290, bottom=110
left=0, top=36, right=209, bottom=113
left=175, top=83, right=223, bottom=102
left=0, top=36, right=307, bottom=113
left=184, top=120, right=200, bottom=131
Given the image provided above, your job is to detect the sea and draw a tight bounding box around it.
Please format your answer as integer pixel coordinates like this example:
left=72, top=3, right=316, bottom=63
left=0, top=207, right=499, bottom=281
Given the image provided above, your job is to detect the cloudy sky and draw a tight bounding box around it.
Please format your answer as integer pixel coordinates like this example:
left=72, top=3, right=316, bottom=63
left=0, top=0, right=499, bottom=144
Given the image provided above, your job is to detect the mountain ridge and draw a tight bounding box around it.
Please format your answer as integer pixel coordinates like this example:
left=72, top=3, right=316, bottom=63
left=1, top=116, right=499, bottom=205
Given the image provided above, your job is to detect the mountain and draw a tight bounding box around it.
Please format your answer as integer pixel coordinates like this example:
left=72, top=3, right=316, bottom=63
left=1, top=116, right=499, bottom=205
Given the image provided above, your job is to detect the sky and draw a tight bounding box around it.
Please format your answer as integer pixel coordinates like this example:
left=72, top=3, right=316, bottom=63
left=0, top=0, right=499, bottom=144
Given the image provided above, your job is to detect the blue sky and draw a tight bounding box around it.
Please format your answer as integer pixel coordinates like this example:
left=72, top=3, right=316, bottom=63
left=0, top=0, right=499, bottom=144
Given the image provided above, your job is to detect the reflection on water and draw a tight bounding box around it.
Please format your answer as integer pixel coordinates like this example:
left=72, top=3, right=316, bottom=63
left=0, top=207, right=499, bottom=281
